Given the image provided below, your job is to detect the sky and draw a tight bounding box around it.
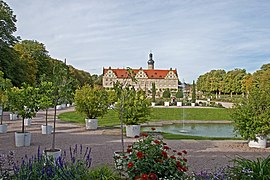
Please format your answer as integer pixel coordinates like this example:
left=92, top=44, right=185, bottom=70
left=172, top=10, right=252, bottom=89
left=5, top=0, right=270, bottom=83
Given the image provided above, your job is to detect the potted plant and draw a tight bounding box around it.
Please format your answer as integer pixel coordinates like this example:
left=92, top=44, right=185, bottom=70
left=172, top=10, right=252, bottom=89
left=8, top=84, right=39, bottom=147
left=163, top=88, right=170, bottom=107
left=74, top=84, right=109, bottom=130
left=43, top=62, right=72, bottom=159
left=38, top=81, right=54, bottom=134
left=118, top=88, right=151, bottom=137
left=231, top=83, right=270, bottom=148
left=191, top=80, right=196, bottom=107
left=0, top=71, right=12, bottom=133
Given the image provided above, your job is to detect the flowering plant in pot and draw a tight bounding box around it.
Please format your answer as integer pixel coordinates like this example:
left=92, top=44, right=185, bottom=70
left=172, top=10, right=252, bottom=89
left=8, top=84, right=39, bottom=147
left=74, top=84, right=109, bottom=130
left=117, top=129, right=188, bottom=179
left=0, top=71, right=12, bottom=133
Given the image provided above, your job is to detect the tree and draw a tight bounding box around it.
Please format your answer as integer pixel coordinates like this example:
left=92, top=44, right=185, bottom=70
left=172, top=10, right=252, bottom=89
left=162, top=89, right=171, bottom=99
left=0, top=71, right=12, bottom=125
left=191, top=80, right=196, bottom=103
left=231, top=65, right=270, bottom=140
left=151, top=82, right=156, bottom=102
left=8, top=84, right=39, bottom=133
left=14, top=40, right=51, bottom=85
left=0, top=0, right=19, bottom=47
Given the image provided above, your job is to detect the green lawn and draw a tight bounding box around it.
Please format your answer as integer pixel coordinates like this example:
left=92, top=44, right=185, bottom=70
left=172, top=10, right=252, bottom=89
left=58, top=107, right=232, bottom=127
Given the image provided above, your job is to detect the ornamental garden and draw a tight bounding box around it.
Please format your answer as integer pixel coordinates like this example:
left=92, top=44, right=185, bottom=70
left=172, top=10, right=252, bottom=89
left=1, top=1, right=270, bottom=179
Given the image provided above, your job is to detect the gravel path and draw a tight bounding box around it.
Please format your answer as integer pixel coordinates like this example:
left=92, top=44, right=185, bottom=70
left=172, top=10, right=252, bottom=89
left=1, top=107, right=269, bottom=174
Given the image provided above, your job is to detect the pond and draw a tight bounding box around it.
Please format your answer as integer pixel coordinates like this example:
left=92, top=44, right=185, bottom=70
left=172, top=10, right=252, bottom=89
left=142, top=123, right=239, bottom=138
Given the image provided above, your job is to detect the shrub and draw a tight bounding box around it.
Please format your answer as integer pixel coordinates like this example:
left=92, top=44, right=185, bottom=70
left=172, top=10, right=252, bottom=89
left=117, top=129, right=188, bottom=179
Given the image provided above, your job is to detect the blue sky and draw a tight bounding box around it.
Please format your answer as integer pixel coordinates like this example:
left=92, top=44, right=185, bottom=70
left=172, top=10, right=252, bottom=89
left=6, top=0, right=270, bottom=83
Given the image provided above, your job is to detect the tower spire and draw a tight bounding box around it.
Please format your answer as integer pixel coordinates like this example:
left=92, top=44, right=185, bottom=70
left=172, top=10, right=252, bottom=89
left=147, top=52, right=155, bottom=70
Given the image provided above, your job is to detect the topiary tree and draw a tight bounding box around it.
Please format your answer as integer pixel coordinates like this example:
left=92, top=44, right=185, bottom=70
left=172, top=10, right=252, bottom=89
left=151, top=82, right=156, bottom=102
left=175, top=88, right=183, bottom=99
left=162, top=88, right=171, bottom=99
left=191, top=80, right=196, bottom=103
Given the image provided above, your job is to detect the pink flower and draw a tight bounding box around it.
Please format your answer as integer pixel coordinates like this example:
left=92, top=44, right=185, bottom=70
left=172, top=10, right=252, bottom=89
left=149, top=173, right=157, bottom=180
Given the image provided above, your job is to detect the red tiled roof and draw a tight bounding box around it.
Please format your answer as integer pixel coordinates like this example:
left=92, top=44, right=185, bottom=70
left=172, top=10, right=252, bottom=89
left=103, top=68, right=178, bottom=79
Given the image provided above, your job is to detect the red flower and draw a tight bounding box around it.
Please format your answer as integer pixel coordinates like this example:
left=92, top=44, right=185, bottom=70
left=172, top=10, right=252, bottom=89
left=127, top=148, right=132, bottom=153
left=183, top=158, right=187, bottom=162
left=177, top=161, right=181, bottom=167
left=170, top=155, right=176, bottom=159
left=123, top=156, right=127, bottom=159
left=177, top=152, right=182, bottom=156
left=163, top=146, right=170, bottom=150
left=137, top=151, right=143, bottom=159
left=149, top=173, right=157, bottom=180
left=155, top=159, right=163, bottom=163
left=182, top=150, right=187, bottom=154
left=141, top=173, right=148, bottom=180
left=154, top=140, right=160, bottom=144
left=151, top=127, right=156, bottom=131
left=128, top=162, right=134, bottom=168
left=161, top=151, right=168, bottom=158
left=141, top=132, right=148, bottom=137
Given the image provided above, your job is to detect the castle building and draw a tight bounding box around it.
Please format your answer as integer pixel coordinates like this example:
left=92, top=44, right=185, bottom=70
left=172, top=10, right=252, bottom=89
left=102, top=53, right=179, bottom=96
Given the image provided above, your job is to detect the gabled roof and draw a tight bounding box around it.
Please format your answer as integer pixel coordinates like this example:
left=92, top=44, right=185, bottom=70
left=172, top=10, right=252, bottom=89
left=103, top=68, right=178, bottom=79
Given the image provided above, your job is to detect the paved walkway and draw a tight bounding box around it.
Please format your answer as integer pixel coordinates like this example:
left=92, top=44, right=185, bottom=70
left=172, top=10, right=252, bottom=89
left=0, top=107, right=269, bottom=173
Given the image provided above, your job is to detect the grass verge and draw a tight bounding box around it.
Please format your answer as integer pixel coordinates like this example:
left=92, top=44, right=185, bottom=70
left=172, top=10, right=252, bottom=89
left=162, top=132, right=242, bottom=140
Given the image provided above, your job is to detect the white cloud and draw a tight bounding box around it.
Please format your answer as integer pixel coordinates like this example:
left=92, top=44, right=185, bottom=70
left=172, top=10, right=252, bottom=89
left=6, top=0, right=270, bottom=83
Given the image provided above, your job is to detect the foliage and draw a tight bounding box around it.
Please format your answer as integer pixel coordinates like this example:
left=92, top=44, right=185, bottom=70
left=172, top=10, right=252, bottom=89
left=13, top=145, right=92, bottom=179
left=37, top=80, right=53, bottom=126
left=175, top=89, right=183, bottom=99
left=116, top=88, right=150, bottom=125
left=8, top=84, right=39, bottom=133
left=74, top=84, right=109, bottom=119
left=151, top=82, right=156, bottom=102
left=88, top=166, right=121, bottom=180
left=231, top=77, right=270, bottom=140
left=116, top=130, right=188, bottom=179
left=229, top=155, right=270, bottom=180
left=0, top=70, right=12, bottom=124
left=0, top=0, right=18, bottom=47
left=191, top=80, right=196, bottom=103
left=162, top=88, right=171, bottom=98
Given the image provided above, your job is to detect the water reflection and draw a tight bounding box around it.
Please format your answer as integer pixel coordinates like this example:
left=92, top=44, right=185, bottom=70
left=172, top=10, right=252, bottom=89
left=142, top=123, right=238, bottom=138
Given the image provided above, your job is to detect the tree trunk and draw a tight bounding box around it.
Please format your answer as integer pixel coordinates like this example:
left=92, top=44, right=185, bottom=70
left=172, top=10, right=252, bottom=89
left=52, top=104, right=57, bottom=150
left=22, top=117, right=25, bottom=133
left=45, top=109, right=48, bottom=126
left=0, top=106, right=3, bottom=125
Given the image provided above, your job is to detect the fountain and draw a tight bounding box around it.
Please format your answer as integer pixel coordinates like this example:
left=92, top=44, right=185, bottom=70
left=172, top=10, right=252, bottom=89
left=179, top=79, right=189, bottom=133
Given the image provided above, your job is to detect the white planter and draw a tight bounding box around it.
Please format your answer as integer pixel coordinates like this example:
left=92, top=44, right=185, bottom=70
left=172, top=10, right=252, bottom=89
left=114, top=151, right=130, bottom=170
left=67, top=103, right=70, bottom=108
left=126, top=125, right=141, bottom=137
left=56, top=105, right=62, bottom=110
left=248, top=135, right=267, bottom=148
left=41, top=125, right=53, bottom=134
left=0, top=124, right=7, bottom=133
left=43, top=149, right=62, bottom=161
left=151, top=102, right=156, bottom=107
left=24, top=118, right=32, bottom=126
left=85, top=118, right=98, bottom=130
left=61, top=103, right=66, bottom=109
left=15, top=132, right=31, bottom=147
left=164, top=102, right=170, bottom=107
left=10, top=113, right=18, bottom=120
left=191, top=103, right=196, bottom=107
left=177, top=102, right=182, bottom=107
